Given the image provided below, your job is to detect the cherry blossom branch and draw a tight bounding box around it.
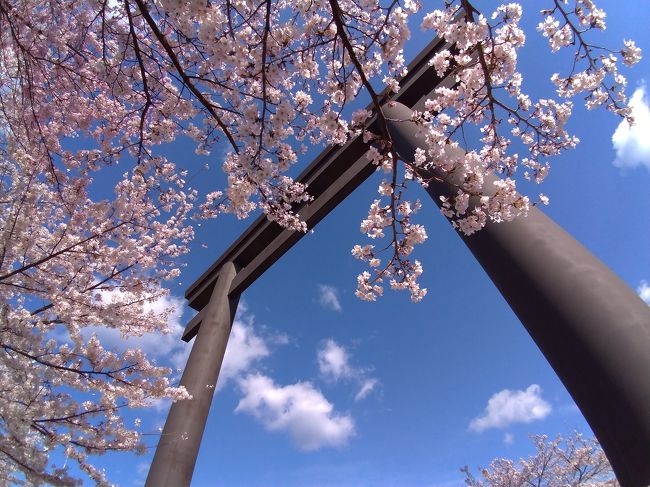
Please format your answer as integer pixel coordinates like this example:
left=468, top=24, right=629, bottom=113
left=124, top=0, right=152, bottom=161
left=29, top=264, right=135, bottom=317
left=0, top=219, right=133, bottom=282
left=2, top=344, right=139, bottom=381
left=131, top=0, right=239, bottom=152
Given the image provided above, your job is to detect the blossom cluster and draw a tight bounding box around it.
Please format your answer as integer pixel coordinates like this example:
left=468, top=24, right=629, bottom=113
left=0, top=146, right=194, bottom=483
left=539, top=0, right=642, bottom=117
left=463, top=433, right=618, bottom=486
left=353, top=189, right=428, bottom=302
left=0, top=1, right=199, bottom=481
left=350, top=0, right=640, bottom=301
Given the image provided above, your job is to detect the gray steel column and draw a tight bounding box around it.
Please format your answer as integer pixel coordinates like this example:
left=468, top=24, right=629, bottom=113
left=383, top=101, right=650, bottom=487
left=146, top=262, right=239, bottom=487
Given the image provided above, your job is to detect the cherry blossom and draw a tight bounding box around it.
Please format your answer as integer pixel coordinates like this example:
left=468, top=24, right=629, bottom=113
left=462, top=432, right=618, bottom=486
left=353, top=0, right=639, bottom=301
left=0, top=0, right=640, bottom=482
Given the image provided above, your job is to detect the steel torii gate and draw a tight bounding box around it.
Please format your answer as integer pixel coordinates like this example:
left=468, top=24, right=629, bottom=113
left=145, top=31, right=650, bottom=487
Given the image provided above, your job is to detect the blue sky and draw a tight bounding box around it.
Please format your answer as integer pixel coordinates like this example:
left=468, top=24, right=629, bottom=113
left=81, top=2, right=650, bottom=485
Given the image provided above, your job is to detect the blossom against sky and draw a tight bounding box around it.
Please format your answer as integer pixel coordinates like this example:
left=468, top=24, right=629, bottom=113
left=638, top=281, right=650, bottom=304
left=75, top=1, right=650, bottom=485
left=468, top=385, right=552, bottom=433
left=612, top=85, right=650, bottom=170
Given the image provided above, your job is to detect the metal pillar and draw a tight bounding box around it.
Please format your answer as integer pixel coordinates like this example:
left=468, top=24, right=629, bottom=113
left=146, top=262, right=239, bottom=487
left=383, top=101, right=650, bottom=487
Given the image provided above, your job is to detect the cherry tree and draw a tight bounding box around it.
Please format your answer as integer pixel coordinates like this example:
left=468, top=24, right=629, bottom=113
left=462, top=432, right=618, bottom=486
left=0, top=0, right=640, bottom=484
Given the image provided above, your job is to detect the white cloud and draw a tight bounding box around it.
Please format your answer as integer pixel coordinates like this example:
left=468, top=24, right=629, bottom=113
left=354, top=378, right=378, bottom=402
left=318, top=339, right=353, bottom=381
left=637, top=280, right=650, bottom=305
left=612, top=85, right=650, bottom=170
left=218, top=317, right=270, bottom=389
left=503, top=433, right=514, bottom=446
left=317, top=339, right=379, bottom=401
left=170, top=303, right=277, bottom=376
left=193, top=302, right=284, bottom=389
left=316, top=338, right=379, bottom=401
left=235, top=373, right=355, bottom=450
left=469, top=384, right=552, bottom=432
left=318, top=284, right=342, bottom=312
left=235, top=299, right=249, bottom=318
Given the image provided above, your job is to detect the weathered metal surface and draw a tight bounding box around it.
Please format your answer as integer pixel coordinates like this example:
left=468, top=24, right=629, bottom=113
left=147, top=263, right=239, bottom=487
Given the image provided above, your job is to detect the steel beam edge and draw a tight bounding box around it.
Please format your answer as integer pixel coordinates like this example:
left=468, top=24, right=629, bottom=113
left=181, top=308, right=205, bottom=342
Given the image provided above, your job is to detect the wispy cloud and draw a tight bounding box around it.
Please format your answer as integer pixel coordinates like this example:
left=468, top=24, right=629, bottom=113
left=503, top=432, right=514, bottom=446
left=637, top=280, right=650, bottom=305
left=218, top=316, right=271, bottom=389
left=235, top=373, right=355, bottom=450
left=317, top=339, right=379, bottom=401
left=612, top=85, right=650, bottom=170
left=469, top=384, right=551, bottom=432
left=318, top=339, right=354, bottom=381
left=354, top=379, right=379, bottom=402
left=318, top=284, right=342, bottom=312
left=133, top=461, right=150, bottom=486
